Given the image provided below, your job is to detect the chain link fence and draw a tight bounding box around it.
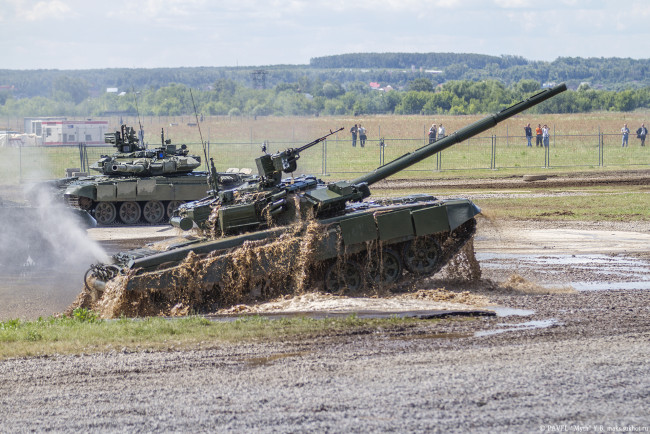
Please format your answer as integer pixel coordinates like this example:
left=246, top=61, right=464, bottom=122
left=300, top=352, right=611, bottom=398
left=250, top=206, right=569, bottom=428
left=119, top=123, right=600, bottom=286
left=1, top=133, right=648, bottom=185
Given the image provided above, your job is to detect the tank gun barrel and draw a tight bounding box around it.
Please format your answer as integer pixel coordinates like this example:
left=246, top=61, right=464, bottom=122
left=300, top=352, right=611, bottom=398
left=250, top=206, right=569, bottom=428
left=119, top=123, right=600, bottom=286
left=111, top=163, right=146, bottom=173
left=352, top=83, right=567, bottom=187
left=296, top=127, right=344, bottom=153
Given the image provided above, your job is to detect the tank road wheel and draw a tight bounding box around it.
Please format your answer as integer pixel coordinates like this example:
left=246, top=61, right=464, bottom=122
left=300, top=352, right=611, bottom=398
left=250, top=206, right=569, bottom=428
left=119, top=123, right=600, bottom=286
left=166, top=200, right=185, bottom=219
left=119, top=201, right=142, bottom=225
left=325, top=260, right=364, bottom=294
left=402, top=236, right=442, bottom=275
left=94, top=202, right=117, bottom=225
left=366, top=248, right=403, bottom=285
left=142, top=200, right=165, bottom=224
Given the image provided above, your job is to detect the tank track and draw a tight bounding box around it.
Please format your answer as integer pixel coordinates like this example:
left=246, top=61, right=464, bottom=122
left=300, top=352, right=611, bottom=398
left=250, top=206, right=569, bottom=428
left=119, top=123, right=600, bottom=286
left=322, top=217, right=478, bottom=293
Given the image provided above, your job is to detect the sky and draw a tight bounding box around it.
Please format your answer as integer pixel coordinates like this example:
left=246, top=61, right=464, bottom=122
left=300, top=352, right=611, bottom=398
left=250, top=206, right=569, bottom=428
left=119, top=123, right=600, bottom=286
left=0, top=0, right=648, bottom=70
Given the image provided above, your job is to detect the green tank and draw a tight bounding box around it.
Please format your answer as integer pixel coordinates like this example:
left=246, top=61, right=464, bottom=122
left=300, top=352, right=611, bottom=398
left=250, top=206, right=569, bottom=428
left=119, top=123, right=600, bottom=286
left=82, top=84, right=567, bottom=317
left=51, top=125, right=250, bottom=225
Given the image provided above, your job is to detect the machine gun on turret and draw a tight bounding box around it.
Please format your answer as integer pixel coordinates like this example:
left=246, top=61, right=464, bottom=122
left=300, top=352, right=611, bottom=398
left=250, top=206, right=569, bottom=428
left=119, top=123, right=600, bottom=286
left=255, top=127, right=343, bottom=186
left=104, top=125, right=144, bottom=153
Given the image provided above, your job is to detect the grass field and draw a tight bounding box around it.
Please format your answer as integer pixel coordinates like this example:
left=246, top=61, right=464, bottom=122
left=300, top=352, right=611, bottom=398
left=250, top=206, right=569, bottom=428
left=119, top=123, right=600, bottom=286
left=0, top=309, right=428, bottom=360
left=1, top=112, right=649, bottom=184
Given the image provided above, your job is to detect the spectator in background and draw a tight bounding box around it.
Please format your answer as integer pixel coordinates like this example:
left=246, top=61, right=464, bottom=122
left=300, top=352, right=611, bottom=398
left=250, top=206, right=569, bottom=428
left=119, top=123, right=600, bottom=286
left=636, top=123, right=647, bottom=147
left=524, top=123, right=532, bottom=147
left=438, top=124, right=445, bottom=139
left=621, top=123, right=630, bottom=147
left=428, top=123, right=437, bottom=144
left=350, top=124, right=358, bottom=147
left=542, top=124, right=550, bottom=147
left=358, top=124, right=367, bottom=147
left=535, top=124, right=543, bottom=147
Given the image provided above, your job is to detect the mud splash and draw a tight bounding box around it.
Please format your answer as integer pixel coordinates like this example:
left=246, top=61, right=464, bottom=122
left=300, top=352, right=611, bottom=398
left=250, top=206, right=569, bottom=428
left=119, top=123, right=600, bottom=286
left=71, top=219, right=481, bottom=319
left=71, top=222, right=332, bottom=318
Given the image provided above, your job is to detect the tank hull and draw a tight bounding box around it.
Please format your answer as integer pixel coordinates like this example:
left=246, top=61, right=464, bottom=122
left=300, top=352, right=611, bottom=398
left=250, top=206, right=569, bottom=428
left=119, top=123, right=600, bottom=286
left=82, top=196, right=480, bottom=317
left=55, top=171, right=247, bottom=225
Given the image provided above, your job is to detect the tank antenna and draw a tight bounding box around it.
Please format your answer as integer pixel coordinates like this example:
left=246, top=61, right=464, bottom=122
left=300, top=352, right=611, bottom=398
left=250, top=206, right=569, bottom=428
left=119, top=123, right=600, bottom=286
left=132, top=86, right=145, bottom=148
left=189, top=89, right=208, bottom=168
left=190, top=89, right=218, bottom=193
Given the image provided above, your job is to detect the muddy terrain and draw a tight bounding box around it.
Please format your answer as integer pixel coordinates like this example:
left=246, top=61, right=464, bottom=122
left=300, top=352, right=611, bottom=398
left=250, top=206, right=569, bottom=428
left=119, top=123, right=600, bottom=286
left=0, top=172, right=649, bottom=431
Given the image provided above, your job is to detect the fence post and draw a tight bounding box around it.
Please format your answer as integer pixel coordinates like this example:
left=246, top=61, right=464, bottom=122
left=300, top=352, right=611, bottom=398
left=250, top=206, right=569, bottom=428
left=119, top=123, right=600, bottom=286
left=322, top=139, right=327, bottom=175
left=544, top=143, right=549, bottom=168
left=323, top=139, right=328, bottom=175
left=491, top=135, right=496, bottom=169
left=19, top=143, right=22, bottom=183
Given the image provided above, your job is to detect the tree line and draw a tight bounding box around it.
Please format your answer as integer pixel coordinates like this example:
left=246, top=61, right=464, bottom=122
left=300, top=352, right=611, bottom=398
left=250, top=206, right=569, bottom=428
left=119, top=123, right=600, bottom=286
left=1, top=78, right=649, bottom=119
left=1, top=53, right=649, bottom=103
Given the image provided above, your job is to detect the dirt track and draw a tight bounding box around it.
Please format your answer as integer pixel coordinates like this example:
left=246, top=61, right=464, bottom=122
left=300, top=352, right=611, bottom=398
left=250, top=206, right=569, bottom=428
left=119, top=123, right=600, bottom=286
left=373, top=168, right=650, bottom=191
left=1, top=171, right=649, bottom=431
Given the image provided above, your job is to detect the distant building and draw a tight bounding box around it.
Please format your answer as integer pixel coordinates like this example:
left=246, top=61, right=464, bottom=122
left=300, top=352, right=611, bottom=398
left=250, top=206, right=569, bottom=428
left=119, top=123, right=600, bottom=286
left=39, top=120, right=109, bottom=146
left=24, top=116, right=67, bottom=134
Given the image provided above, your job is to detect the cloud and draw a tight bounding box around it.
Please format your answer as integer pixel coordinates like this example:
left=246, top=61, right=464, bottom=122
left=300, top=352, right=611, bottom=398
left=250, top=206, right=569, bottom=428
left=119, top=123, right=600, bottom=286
left=14, top=0, right=74, bottom=21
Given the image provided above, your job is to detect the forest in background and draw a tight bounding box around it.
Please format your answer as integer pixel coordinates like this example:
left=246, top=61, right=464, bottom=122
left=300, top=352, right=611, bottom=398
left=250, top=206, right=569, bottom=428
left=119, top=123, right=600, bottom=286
left=1, top=53, right=649, bottom=120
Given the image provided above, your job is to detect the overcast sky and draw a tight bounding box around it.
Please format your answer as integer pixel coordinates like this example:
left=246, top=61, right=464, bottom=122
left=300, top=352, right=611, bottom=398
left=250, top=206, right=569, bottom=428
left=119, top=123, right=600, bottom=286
left=1, top=0, right=648, bottom=70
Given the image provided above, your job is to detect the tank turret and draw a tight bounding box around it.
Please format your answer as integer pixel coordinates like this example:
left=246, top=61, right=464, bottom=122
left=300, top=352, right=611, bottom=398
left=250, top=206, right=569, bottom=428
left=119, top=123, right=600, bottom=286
left=172, top=84, right=567, bottom=236
left=81, top=84, right=567, bottom=317
left=90, top=125, right=202, bottom=176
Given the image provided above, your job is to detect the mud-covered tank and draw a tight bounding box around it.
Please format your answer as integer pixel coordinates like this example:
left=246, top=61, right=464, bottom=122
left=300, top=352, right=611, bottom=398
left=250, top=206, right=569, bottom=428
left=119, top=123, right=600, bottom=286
left=81, top=84, right=567, bottom=317
left=50, top=125, right=251, bottom=225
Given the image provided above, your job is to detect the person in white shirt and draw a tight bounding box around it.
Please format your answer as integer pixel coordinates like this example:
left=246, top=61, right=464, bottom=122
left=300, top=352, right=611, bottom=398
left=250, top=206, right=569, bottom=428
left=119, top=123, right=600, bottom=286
left=542, top=124, right=550, bottom=147
left=437, top=124, right=445, bottom=139
left=621, top=123, right=630, bottom=147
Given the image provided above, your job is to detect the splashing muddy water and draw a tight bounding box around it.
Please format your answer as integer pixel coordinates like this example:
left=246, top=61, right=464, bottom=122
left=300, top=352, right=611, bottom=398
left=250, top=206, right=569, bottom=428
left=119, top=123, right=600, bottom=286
left=0, top=184, right=107, bottom=320
left=71, top=219, right=483, bottom=319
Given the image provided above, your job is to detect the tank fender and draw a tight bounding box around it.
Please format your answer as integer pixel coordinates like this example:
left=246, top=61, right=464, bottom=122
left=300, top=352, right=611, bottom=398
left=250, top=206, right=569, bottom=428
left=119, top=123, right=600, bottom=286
left=443, top=199, right=481, bottom=231
left=65, top=183, right=97, bottom=200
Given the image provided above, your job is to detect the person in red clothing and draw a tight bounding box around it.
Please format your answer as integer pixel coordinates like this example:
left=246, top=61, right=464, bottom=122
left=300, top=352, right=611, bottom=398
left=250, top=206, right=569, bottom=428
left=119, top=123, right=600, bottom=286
left=535, top=124, right=543, bottom=147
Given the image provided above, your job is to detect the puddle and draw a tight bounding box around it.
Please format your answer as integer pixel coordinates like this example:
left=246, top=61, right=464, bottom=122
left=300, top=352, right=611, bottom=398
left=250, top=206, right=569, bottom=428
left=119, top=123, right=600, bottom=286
left=475, top=319, right=560, bottom=337
left=206, top=309, right=496, bottom=322
left=568, top=281, right=650, bottom=291
left=491, top=306, right=535, bottom=317
left=391, top=332, right=473, bottom=341
left=477, top=252, right=650, bottom=291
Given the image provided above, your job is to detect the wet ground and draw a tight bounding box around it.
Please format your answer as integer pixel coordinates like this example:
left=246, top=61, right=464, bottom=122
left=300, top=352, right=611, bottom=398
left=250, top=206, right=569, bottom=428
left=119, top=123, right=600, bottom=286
left=2, top=173, right=650, bottom=430
left=1, top=218, right=649, bottom=321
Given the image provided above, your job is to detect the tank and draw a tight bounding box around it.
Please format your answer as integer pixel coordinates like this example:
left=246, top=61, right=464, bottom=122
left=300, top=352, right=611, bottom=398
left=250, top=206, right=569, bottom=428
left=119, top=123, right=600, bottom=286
left=81, top=84, right=567, bottom=317
left=49, top=125, right=251, bottom=225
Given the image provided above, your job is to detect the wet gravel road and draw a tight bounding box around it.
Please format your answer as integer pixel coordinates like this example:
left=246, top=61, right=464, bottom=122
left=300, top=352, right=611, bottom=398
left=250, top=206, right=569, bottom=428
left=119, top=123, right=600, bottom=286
left=1, top=289, right=649, bottom=432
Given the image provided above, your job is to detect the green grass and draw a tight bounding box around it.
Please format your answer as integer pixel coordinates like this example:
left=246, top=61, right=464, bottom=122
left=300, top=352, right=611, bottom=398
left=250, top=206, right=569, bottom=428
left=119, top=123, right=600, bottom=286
left=373, top=185, right=650, bottom=222
left=0, top=308, right=429, bottom=360
left=476, top=189, right=650, bottom=221
left=3, top=111, right=650, bottom=185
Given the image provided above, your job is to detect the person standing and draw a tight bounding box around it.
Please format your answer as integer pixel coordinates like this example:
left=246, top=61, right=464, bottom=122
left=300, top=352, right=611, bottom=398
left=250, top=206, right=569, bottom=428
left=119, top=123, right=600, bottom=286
left=542, top=124, right=550, bottom=148
left=636, top=123, right=647, bottom=147
left=350, top=124, right=358, bottom=147
left=535, top=124, right=543, bottom=147
left=438, top=124, right=445, bottom=139
left=358, top=124, right=367, bottom=147
left=621, top=123, right=630, bottom=147
left=524, top=123, right=532, bottom=147
left=428, top=123, right=437, bottom=144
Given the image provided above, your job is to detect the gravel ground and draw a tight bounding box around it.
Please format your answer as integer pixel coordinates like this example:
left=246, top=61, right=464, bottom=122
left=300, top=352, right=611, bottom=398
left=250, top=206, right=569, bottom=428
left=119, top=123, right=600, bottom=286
left=1, top=173, right=649, bottom=432
left=1, top=291, right=649, bottom=432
